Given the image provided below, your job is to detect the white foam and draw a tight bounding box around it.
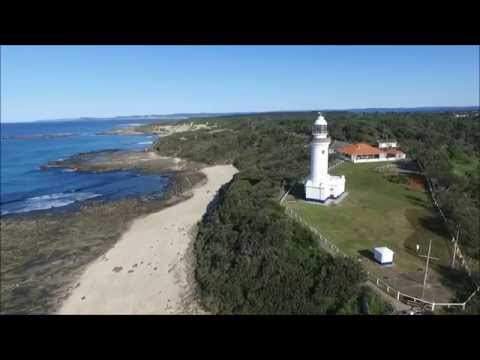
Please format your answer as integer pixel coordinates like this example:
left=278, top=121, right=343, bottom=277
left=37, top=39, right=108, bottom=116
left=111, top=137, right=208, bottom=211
left=137, top=141, right=153, bottom=145
left=1, top=192, right=101, bottom=215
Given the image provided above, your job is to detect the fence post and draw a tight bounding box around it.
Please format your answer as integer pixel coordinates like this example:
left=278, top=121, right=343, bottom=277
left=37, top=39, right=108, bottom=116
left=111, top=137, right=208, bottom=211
left=431, top=303, right=435, bottom=312
left=396, top=291, right=400, bottom=301
left=376, top=278, right=379, bottom=286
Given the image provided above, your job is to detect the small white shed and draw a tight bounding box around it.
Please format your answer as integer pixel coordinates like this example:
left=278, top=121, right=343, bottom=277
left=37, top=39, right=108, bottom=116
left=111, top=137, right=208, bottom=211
left=373, top=247, right=394, bottom=265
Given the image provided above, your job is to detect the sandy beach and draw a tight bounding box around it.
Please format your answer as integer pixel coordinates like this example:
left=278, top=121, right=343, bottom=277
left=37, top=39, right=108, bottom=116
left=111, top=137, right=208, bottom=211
left=58, top=164, right=237, bottom=314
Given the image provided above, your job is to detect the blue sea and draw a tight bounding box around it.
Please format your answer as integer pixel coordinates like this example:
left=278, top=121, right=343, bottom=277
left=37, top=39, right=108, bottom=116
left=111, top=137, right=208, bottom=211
left=1, top=119, right=171, bottom=216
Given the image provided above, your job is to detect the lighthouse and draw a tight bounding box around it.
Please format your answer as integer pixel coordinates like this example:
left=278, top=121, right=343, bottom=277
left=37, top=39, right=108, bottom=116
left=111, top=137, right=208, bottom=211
left=305, top=113, right=346, bottom=202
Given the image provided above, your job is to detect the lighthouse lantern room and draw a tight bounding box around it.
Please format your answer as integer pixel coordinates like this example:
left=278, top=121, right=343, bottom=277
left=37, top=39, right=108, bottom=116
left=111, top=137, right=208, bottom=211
left=305, top=113, right=346, bottom=202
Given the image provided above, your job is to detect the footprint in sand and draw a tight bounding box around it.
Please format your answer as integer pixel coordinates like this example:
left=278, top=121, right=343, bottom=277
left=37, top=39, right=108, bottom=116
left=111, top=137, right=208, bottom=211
left=112, top=266, right=123, bottom=273
left=132, top=263, right=138, bottom=268
left=81, top=296, right=86, bottom=300
left=128, top=270, right=134, bottom=273
left=153, top=267, right=158, bottom=271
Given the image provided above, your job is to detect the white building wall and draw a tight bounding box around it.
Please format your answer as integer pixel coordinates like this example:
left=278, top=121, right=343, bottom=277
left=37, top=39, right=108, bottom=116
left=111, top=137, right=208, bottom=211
left=329, top=176, right=345, bottom=198
left=305, top=186, right=318, bottom=201
left=353, top=157, right=396, bottom=163
left=310, top=141, right=329, bottom=184
left=348, top=153, right=406, bottom=163
left=378, top=141, right=397, bottom=149
left=373, top=248, right=394, bottom=264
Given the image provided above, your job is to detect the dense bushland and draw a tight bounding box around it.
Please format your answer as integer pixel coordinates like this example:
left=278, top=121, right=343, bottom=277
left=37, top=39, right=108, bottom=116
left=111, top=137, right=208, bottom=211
left=195, top=173, right=367, bottom=314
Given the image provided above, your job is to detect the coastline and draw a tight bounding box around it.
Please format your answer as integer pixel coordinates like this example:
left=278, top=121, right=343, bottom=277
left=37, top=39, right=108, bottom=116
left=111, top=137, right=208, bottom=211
left=58, top=164, right=237, bottom=314
left=0, top=144, right=210, bottom=314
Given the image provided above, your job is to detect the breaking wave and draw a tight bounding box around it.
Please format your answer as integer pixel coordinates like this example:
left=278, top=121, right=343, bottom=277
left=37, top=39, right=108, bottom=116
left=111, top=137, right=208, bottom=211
left=1, top=192, right=101, bottom=215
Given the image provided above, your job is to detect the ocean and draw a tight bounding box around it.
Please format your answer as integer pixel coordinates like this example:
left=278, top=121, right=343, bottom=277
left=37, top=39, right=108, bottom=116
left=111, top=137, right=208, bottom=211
left=1, top=119, right=170, bottom=216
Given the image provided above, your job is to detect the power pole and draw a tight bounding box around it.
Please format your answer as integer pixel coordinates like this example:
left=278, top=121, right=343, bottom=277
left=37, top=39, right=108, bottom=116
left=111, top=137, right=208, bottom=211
left=452, top=224, right=460, bottom=269
left=422, top=239, right=432, bottom=299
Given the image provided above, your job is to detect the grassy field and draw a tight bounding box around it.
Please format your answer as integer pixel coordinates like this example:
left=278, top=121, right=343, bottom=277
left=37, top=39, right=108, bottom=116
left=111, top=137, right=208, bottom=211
left=287, top=161, right=453, bottom=275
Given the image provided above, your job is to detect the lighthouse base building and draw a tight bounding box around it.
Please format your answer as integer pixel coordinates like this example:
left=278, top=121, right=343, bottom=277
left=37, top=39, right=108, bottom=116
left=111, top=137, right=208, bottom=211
left=305, top=113, right=346, bottom=203
left=305, top=175, right=345, bottom=202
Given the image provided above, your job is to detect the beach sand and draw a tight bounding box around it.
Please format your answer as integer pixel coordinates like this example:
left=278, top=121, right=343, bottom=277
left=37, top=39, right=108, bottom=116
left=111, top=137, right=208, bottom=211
left=58, top=164, right=237, bottom=314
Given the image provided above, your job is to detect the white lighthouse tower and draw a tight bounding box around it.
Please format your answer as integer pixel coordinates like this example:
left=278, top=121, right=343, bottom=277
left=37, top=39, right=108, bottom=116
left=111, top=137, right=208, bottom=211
left=305, top=113, right=345, bottom=202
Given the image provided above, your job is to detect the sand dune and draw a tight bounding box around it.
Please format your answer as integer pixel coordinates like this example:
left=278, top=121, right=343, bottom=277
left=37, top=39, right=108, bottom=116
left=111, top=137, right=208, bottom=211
left=58, top=164, right=237, bottom=314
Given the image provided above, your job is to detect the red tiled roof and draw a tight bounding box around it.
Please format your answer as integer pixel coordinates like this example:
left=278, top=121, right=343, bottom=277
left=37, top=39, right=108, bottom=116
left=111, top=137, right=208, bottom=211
left=337, top=143, right=383, bottom=156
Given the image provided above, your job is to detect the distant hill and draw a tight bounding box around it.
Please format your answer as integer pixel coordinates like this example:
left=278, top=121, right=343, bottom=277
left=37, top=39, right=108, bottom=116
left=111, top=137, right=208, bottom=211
left=344, top=106, right=479, bottom=113
left=33, top=113, right=249, bottom=123
left=34, top=114, right=219, bottom=123
left=28, top=106, right=479, bottom=123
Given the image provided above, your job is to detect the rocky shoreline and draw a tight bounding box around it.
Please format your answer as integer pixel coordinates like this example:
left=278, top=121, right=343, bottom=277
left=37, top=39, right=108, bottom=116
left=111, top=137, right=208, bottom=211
left=0, top=148, right=208, bottom=314
left=41, top=148, right=205, bottom=174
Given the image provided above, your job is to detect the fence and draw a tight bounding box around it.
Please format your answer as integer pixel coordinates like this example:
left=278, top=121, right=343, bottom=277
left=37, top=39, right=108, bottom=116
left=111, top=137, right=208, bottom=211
left=417, top=161, right=477, bottom=282
left=284, top=205, right=479, bottom=312
left=284, top=206, right=347, bottom=258
left=328, top=159, right=345, bottom=172
left=365, top=271, right=476, bottom=312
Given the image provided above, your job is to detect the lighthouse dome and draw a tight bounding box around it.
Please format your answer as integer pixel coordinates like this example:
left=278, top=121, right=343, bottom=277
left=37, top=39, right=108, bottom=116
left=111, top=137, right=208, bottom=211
left=314, top=112, right=327, bottom=125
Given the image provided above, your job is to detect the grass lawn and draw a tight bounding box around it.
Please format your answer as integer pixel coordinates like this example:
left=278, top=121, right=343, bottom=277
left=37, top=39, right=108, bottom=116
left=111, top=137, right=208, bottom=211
left=287, top=161, right=453, bottom=275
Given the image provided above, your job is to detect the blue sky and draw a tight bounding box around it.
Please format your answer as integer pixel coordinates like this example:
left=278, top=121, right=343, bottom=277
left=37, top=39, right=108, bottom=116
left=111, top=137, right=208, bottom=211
left=1, top=45, right=478, bottom=122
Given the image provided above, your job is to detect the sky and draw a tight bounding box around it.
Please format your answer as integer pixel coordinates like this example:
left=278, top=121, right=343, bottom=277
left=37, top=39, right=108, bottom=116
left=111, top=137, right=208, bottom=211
left=1, top=45, right=478, bottom=122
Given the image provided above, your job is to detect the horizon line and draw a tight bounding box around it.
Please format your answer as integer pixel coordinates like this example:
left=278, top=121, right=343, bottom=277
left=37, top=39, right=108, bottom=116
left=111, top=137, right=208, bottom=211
left=2, top=105, right=479, bottom=123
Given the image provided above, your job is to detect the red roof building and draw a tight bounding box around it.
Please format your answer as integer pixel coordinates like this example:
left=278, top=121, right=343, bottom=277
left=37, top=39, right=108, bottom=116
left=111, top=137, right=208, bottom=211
left=336, top=142, right=406, bottom=163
